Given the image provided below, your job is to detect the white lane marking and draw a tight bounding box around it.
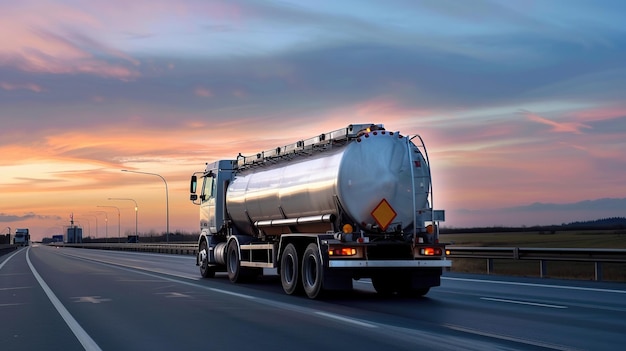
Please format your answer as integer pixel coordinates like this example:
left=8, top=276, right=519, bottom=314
left=155, top=292, right=191, bottom=298
left=443, top=276, right=626, bottom=294
left=480, top=297, right=567, bottom=309
left=0, top=286, right=32, bottom=291
left=0, top=248, right=24, bottom=270
left=1, top=303, right=26, bottom=307
left=315, top=311, right=378, bottom=328
left=444, top=324, right=580, bottom=351
left=208, top=287, right=257, bottom=299
left=116, top=279, right=164, bottom=282
left=26, top=247, right=102, bottom=351
left=72, top=296, right=112, bottom=304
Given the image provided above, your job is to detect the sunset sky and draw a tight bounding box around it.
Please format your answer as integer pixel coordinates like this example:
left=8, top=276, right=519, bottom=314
left=2, top=0, right=626, bottom=241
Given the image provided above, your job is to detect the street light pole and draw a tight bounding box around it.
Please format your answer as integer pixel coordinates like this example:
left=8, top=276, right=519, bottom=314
left=108, top=198, right=138, bottom=239
left=97, top=205, right=121, bottom=243
left=121, top=170, right=169, bottom=242
left=81, top=215, right=97, bottom=239
left=91, top=211, right=108, bottom=242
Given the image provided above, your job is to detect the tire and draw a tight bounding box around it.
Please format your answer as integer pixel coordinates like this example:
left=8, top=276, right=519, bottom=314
left=280, top=244, right=302, bottom=295
left=226, top=240, right=242, bottom=283
left=199, top=240, right=215, bottom=278
left=412, top=287, right=430, bottom=297
left=372, top=275, right=395, bottom=296
left=373, top=273, right=430, bottom=297
left=302, top=243, right=324, bottom=299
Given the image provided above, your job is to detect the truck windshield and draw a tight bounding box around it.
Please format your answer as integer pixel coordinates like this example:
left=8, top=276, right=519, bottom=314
left=202, top=176, right=215, bottom=202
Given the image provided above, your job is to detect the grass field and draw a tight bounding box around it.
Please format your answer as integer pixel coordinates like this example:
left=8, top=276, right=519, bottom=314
left=439, top=229, right=626, bottom=282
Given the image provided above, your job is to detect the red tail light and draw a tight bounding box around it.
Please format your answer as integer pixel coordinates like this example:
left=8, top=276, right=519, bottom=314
left=329, top=248, right=357, bottom=256
left=421, top=247, right=442, bottom=256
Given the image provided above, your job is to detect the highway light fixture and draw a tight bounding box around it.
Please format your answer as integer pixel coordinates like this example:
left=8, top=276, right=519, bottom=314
left=80, top=215, right=98, bottom=238
left=97, top=205, right=121, bottom=243
left=121, top=170, right=169, bottom=242
left=91, top=211, right=109, bottom=242
left=108, top=198, right=138, bottom=239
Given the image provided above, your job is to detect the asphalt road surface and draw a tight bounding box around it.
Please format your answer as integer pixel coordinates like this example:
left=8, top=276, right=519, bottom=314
left=1, top=245, right=625, bottom=351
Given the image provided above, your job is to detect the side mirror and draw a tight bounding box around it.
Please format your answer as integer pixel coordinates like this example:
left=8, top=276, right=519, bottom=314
left=190, top=175, right=197, bottom=193
left=190, top=194, right=198, bottom=201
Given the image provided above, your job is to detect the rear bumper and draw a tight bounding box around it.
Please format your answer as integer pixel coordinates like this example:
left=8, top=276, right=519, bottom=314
left=328, top=259, right=452, bottom=268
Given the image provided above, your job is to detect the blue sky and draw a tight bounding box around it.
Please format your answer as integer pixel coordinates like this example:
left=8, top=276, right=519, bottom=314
left=1, top=0, right=625, bottom=239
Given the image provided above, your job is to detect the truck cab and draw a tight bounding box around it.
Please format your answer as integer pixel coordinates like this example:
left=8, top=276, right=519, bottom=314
left=191, top=160, right=236, bottom=236
left=14, top=228, right=29, bottom=246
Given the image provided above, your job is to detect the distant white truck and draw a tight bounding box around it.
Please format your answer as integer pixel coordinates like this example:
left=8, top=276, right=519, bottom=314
left=14, top=228, right=30, bottom=246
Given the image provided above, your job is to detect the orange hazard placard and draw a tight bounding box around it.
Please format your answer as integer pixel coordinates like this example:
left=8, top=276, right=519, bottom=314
left=371, top=199, right=397, bottom=231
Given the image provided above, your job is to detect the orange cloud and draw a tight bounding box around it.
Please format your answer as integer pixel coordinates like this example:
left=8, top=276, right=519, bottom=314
left=522, top=110, right=592, bottom=134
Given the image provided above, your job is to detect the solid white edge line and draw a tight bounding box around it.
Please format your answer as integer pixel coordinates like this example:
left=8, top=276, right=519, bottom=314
left=443, top=276, right=626, bottom=294
left=480, top=297, right=568, bottom=309
left=26, top=247, right=102, bottom=351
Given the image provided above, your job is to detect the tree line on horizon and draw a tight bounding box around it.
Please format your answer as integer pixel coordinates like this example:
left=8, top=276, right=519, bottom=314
left=441, top=217, right=626, bottom=234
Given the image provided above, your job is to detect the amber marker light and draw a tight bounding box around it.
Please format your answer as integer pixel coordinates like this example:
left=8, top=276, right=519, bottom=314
left=342, top=224, right=353, bottom=233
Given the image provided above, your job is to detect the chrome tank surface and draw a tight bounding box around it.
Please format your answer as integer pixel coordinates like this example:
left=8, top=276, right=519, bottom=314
left=226, top=132, right=430, bottom=236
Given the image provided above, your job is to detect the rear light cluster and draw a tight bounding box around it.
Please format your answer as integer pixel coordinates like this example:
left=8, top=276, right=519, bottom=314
left=420, top=247, right=443, bottom=256
left=329, top=248, right=357, bottom=256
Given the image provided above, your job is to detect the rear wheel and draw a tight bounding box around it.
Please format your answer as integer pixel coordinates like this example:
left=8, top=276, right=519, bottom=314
left=410, top=287, right=430, bottom=297
left=373, top=273, right=431, bottom=297
left=199, top=240, right=215, bottom=278
left=280, top=244, right=302, bottom=295
left=372, top=275, right=395, bottom=296
left=302, top=243, right=324, bottom=299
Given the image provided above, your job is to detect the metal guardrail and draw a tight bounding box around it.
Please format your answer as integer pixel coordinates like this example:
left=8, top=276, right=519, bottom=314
left=446, top=246, right=626, bottom=281
left=1, top=244, right=19, bottom=256
left=56, top=243, right=198, bottom=256
left=53, top=243, right=626, bottom=281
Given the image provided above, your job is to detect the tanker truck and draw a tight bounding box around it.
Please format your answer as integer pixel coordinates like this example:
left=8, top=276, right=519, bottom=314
left=189, top=123, right=450, bottom=299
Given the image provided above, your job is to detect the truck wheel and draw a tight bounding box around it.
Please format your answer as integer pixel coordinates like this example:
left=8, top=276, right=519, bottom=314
left=372, top=275, right=395, bottom=296
left=412, top=287, right=430, bottom=297
left=280, top=244, right=302, bottom=295
left=199, top=241, right=215, bottom=278
left=302, top=243, right=324, bottom=299
left=226, top=240, right=242, bottom=283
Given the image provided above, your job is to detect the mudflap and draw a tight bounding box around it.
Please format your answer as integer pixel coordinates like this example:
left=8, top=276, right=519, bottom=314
left=410, top=268, right=443, bottom=289
left=323, top=268, right=353, bottom=291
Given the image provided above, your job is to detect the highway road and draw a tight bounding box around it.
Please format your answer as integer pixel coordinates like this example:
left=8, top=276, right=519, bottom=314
left=2, top=245, right=625, bottom=351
